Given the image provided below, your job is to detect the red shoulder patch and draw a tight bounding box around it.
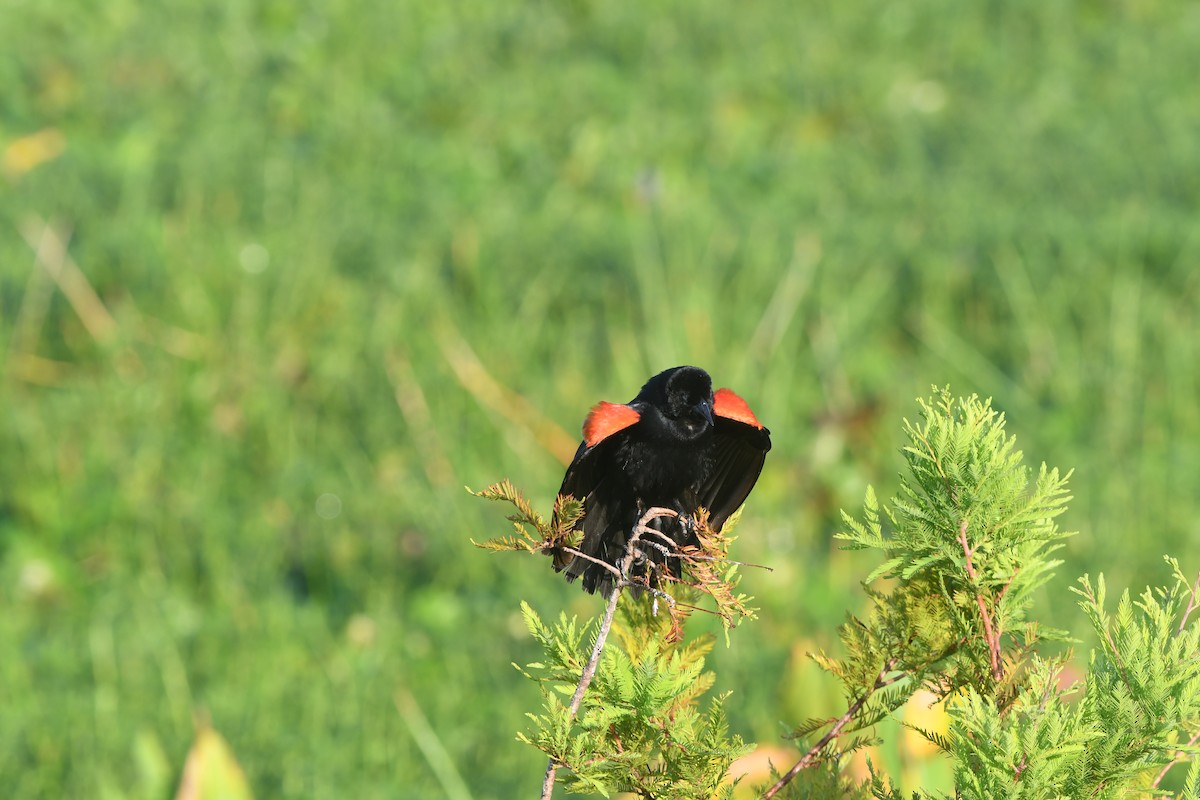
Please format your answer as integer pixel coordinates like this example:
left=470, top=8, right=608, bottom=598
left=582, top=402, right=641, bottom=447
left=714, top=388, right=763, bottom=429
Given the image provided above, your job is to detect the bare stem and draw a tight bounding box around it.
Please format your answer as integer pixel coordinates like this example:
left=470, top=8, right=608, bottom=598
left=1150, top=728, right=1200, bottom=790
left=959, top=519, right=1003, bottom=684
left=638, top=520, right=772, bottom=571
left=762, top=656, right=903, bottom=799
left=541, top=583, right=620, bottom=799
left=554, top=546, right=624, bottom=581
left=539, top=507, right=676, bottom=800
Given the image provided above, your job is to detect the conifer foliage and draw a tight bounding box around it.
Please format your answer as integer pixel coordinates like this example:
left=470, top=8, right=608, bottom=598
left=515, top=599, right=749, bottom=799
left=476, top=388, right=1200, bottom=798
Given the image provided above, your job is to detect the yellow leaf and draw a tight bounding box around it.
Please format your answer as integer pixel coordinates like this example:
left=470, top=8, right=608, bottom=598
left=175, top=725, right=253, bottom=800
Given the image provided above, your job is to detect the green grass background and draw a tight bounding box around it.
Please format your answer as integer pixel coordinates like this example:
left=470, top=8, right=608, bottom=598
left=3, top=0, right=1199, bottom=796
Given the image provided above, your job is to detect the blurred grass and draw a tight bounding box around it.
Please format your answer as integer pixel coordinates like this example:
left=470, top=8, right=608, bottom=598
left=2, top=0, right=1199, bottom=796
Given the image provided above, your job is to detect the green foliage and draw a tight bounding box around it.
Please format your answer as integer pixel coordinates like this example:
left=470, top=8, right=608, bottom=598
left=516, top=601, right=750, bottom=798
left=474, top=483, right=761, bottom=796
left=485, top=389, right=1200, bottom=799
left=788, top=389, right=1075, bottom=785
left=777, top=760, right=876, bottom=800
left=937, top=564, right=1200, bottom=799
left=771, top=391, right=1200, bottom=798
left=470, top=480, right=583, bottom=553
left=854, top=388, right=1074, bottom=583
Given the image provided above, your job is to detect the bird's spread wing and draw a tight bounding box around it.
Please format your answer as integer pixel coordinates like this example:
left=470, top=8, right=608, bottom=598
left=698, top=390, right=772, bottom=530
left=552, top=404, right=641, bottom=592
left=555, top=438, right=613, bottom=535
left=582, top=401, right=640, bottom=446
left=559, top=402, right=641, bottom=511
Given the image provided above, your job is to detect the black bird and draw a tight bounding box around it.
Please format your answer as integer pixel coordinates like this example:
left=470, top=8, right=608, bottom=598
left=551, top=366, right=771, bottom=595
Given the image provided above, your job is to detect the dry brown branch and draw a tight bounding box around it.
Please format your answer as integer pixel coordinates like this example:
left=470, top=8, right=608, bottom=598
left=553, top=546, right=624, bottom=581
left=540, top=507, right=677, bottom=800
left=762, top=656, right=904, bottom=799
left=1150, top=728, right=1200, bottom=790
left=959, top=519, right=1003, bottom=684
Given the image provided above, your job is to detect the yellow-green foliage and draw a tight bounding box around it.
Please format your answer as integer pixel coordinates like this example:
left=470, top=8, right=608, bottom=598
left=490, top=392, right=1200, bottom=798
left=516, top=602, right=750, bottom=799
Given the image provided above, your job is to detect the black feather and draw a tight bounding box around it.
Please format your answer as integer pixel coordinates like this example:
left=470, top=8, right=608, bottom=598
left=550, top=366, right=771, bottom=596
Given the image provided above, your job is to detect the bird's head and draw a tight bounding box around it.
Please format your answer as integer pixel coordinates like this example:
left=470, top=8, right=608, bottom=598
left=657, top=366, right=715, bottom=439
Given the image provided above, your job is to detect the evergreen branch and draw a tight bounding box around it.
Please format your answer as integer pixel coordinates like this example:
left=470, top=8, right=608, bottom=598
left=541, top=582, right=620, bottom=800
left=1150, top=728, right=1200, bottom=790
left=762, top=656, right=904, bottom=799
left=505, top=391, right=1200, bottom=798
left=540, top=506, right=678, bottom=800
left=471, top=483, right=587, bottom=555
left=909, top=421, right=956, bottom=504
left=1076, top=577, right=1135, bottom=694
left=470, top=534, right=538, bottom=553
left=958, top=519, right=1002, bottom=685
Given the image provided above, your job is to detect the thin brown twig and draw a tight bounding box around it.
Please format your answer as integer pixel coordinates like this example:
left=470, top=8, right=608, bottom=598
left=562, top=515, right=685, bottom=600
left=993, top=567, right=1020, bottom=643
left=541, top=578, right=620, bottom=799
left=684, top=553, right=773, bottom=570
left=1150, top=728, right=1200, bottom=790
left=762, top=656, right=904, bottom=799
left=554, top=546, right=625, bottom=581
left=637, top=534, right=679, bottom=561
left=996, top=567, right=1020, bottom=605
left=958, top=519, right=1003, bottom=684
left=638, top=519, right=773, bottom=571
left=540, top=507, right=677, bottom=800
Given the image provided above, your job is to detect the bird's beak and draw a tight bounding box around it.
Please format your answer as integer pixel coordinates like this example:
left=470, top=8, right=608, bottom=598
left=695, top=398, right=715, bottom=427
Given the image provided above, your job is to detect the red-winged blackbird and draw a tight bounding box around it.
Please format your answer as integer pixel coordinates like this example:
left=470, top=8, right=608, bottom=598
left=551, top=366, right=771, bottom=595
